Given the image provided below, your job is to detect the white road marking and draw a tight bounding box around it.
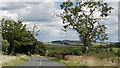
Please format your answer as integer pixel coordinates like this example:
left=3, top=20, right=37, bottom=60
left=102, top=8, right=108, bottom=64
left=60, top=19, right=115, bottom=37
left=36, top=58, right=42, bottom=68
left=39, top=59, right=42, bottom=66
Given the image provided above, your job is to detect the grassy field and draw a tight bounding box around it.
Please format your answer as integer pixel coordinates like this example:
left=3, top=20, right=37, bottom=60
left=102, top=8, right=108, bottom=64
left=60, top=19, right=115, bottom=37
left=2, top=54, right=29, bottom=66
left=45, top=40, right=120, bottom=66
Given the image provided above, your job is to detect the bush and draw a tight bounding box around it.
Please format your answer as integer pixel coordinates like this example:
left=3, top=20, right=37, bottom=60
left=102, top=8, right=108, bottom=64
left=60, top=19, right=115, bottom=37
left=60, top=48, right=70, bottom=59
left=85, top=51, right=116, bottom=60
left=28, top=51, right=31, bottom=56
left=2, top=39, right=10, bottom=52
left=12, top=52, right=16, bottom=56
left=80, top=46, right=86, bottom=54
left=47, top=48, right=70, bottom=60
left=46, top=46, right=87, bottom=60
left=116, top=49, right=120, bottom=57
left=12, top=40, right=21, bottom=53
left=114, top=42, right=120, bottom=48
left=34, top=41, right=46, bottom=56
left=47, top=50, right=62, bottom=59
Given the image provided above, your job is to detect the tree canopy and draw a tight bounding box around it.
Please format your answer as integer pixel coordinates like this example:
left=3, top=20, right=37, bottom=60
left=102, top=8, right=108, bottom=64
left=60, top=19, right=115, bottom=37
left=1, top=18, right=46, bottom=55
left=58, top=1, right=113, bottom=50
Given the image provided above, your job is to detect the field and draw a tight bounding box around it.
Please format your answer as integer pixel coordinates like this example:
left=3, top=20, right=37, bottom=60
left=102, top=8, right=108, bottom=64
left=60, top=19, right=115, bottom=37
left=45, top=40, right=111, bottom=47
left=45, top=40, right=120, bottom=66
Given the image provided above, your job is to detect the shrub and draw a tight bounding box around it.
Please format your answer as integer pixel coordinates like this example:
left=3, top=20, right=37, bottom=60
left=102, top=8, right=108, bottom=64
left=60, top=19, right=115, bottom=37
left=85, top=51, right=116, bottom=60
left=28, top=51, right=31, bottom=56
left=72, top=48, right=83, bottom=55
left=34, top=41, right=46, bottom=56
left=47, top=48, right=70, bottom=60
left=2, top=39, right=10, bottom=52
left=60, top=48, right=70, bottom=59
left=114, top=42, right=120, bottom=48
left=47, top=46, right=86, bottom=59
left=12, top=52, right=16, bottom=56
left=47, top=50, right=61, bottom=59
left=80, top=46, right=86, bottom=54
left=116, top=49, right=120, bottom=57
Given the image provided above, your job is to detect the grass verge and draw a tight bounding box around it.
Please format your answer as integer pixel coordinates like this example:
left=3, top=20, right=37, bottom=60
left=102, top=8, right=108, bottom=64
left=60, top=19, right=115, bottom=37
left=45, top=56, right=87, bottom=66
left=45, top=55, right=118, bottom=66
left=2, top=54, right=29, bottom=66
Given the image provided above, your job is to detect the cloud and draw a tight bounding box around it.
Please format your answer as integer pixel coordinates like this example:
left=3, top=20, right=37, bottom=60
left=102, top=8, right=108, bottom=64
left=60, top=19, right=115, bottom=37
left=22, top=19, right=79, bottom=42
left=18, top=2, right=56, bottom=22
left=0, top=10, right=18, bottom=20
left=0, top=2, right=26, bottom=10
left=0, top=1, right=118, bottom=42
left=1, top=2, right=57, bottom=22
left=102, top=2, right=118, bottom=34
left=102, top=2, right=118, bottom=42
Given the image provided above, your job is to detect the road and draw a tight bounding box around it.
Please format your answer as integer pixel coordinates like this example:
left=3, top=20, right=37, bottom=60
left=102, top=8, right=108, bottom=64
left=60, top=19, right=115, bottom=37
left=13, top=57, right=64, bottom=68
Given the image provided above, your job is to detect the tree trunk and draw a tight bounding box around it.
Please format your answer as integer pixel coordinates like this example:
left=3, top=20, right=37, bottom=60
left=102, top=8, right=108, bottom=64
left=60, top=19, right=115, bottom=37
left=84, top=41, right=91, bottom=53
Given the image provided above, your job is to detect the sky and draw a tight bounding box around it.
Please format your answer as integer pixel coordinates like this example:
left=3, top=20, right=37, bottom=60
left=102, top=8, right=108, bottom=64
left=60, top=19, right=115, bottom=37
left=0, top=0, right=119, bottom=42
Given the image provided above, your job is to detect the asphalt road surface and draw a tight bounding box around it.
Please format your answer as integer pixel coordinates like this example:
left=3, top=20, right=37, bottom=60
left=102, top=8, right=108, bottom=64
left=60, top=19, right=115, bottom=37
left=13, top=57, right=64, bottom=68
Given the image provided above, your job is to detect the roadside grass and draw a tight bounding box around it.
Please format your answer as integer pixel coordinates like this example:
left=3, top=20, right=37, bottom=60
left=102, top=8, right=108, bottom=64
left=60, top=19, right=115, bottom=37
left=45, top=56, right=87, bottom=66
left=45, top=55, right=118, bottom=66
left=2, top=54, right=29, bottom=66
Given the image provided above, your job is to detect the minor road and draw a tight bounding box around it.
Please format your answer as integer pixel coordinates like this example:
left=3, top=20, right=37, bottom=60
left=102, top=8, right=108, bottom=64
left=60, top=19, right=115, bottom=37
left=13, top=57, right=64, bottom=68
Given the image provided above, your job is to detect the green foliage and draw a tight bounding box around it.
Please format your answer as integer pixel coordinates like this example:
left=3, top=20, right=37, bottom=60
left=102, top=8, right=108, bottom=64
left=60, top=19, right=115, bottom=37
left=58, top=1, right=113, bottom=48
left=2, top=39, right=10, bottom=52
left=46, top=44, right=118, bottom=61
left=28, top=51, right=31, bottom=56
left=12, top=52, right=16, bottom=56
left=46, top=46, right=87, bottom=59
left=116, top=49, right=120, bottom=57
left=0, top=18, right=46, bottom=55
left=114, top=42, right=120, bottom=48
left=95, top=42, right=120, bottom=49
left=85, top=50, right=116, bottom=60
left=47, top=50, right=66, bottom=60
left=34, top=41, right=46, bottom=56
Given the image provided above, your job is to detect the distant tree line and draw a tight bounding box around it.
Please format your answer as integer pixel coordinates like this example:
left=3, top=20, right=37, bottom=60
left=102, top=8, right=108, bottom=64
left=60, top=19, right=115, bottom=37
left=0, top=18, right=46, bottom=56
left=94, top=42, right=120, bottom=48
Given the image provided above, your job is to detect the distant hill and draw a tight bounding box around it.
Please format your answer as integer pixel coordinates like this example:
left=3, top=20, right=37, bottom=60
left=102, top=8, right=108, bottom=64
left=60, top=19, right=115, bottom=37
left=51, top=40, right=83, bottom=46
left=44, top=40, right=111, bottom=47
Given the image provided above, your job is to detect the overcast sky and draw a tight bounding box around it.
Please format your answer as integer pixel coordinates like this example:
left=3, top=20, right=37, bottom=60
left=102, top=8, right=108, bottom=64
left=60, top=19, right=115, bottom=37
left=0, top=0, right=119, bottom=42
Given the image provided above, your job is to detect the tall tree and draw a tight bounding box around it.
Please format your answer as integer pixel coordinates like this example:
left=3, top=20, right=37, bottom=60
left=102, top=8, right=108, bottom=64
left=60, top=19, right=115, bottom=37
left=1, top=19, right=27, bottom=54
left=58, top=1, right=113, bottom=51
left=0, top=18, right=44, bottom=55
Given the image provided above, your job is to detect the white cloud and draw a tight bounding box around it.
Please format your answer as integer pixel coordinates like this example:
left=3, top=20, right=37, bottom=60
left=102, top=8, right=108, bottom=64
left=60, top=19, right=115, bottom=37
left=0, top=1, right=118, bottom=42
left=18, top=2, right=56, bottom=22
left=102, top=2, right=118, bottom=35
left=1, top=10, right=18, bottom=20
